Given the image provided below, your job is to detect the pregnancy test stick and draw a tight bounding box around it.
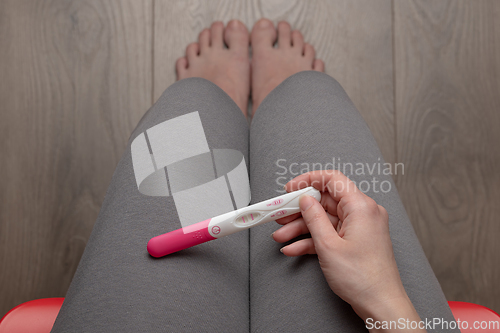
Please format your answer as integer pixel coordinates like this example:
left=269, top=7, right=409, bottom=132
left=147, top=187, right=321, bottom=257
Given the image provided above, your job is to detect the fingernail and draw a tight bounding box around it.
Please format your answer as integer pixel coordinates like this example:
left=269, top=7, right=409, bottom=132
left=299, top=195, right=313, bottom=211
left=271, top=232, right=275, bottom=239
left=279, top=247, right=284, bottom=253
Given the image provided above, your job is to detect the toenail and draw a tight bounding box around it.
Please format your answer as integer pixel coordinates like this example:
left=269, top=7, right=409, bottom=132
left=257, top=19, right=272, bottom=28
left=229, top=20, right=239, bottom=28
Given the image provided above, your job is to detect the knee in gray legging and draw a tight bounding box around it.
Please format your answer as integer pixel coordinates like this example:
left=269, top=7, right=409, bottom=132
left=249, top=70, right=458, bottom=333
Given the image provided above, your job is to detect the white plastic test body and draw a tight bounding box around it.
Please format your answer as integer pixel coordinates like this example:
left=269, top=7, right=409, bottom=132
left=147, top=187, right=321, bottom=257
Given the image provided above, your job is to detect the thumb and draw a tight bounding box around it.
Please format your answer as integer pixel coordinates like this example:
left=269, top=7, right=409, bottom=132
left=300, top=195, right=340, bottom=249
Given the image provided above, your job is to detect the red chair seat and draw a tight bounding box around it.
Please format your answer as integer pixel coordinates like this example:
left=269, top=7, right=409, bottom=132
left=448, top=301, right=500, bottom=333
left=1, top=298, right=499, bottom=332
left=0, top=298, right=64, bottom=333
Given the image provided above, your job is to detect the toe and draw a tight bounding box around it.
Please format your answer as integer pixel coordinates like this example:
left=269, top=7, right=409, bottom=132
left=303, top=43, right=315, bottom=62
left=176, top=57, right=188, bottom=79
left=199, top=29, right=210, bottom=52
left=291, top=30, right=304, bottom=51
left=210, top=21, right=224, bottom=48
left=313, top=59, right=325, bottom=72
left=186, top=42, right=199, bottom=61
left=224, top=20, right=249, bottom=53
left=251, top=18, right=277, bottom=49
left=277, top=21, right=292, bottom=48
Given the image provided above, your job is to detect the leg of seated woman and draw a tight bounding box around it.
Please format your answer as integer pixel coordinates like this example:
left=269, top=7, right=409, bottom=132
left=52, top=21, right=252, bottom=333
left=249, top=71, right=458, bottom=333
left=248, top=20, right=458, bottom=333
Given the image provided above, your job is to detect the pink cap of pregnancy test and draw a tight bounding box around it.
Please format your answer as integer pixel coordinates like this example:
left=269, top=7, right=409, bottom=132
left=147, top=219, right=216, bottom=257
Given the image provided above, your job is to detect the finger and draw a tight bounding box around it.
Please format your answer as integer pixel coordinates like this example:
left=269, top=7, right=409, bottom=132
left=280, top=238, right=316, bottom=256
left=273, top=214, right=340, bottom=243
left=276, top=193, right=338, bottom=223
left=272, top=218, right=309, bottom=243
left=275, top=212, right=301, bottom=225
left=326, top=212, right=340, bottom=228
left=299, top=194, right=340, bottom=249
left=338, top=195, right=381, bottom=223
left=320, top=192, right=338, bottom=216
left=285, top=170, right=364, bottom=203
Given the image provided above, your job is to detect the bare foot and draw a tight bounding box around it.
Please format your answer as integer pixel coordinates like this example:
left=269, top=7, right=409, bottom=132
left=176, top=20, right=250, bottom=116
left=250, top=19, right=324, bottom=116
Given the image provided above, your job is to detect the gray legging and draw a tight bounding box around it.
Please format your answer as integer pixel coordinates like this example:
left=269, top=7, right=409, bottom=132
left=51, top=71, right=458, bottom=332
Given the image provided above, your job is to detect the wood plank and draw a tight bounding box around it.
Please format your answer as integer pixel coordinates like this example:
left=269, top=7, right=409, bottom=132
left=153, top=0, right=395, bottom=164
left=0, top=0, right=152, bottom=317
left=394, top=0, right=500, bottom=312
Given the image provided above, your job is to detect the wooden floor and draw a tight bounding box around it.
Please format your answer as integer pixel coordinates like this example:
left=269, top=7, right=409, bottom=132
left=1, top=0, right=499, bottom=318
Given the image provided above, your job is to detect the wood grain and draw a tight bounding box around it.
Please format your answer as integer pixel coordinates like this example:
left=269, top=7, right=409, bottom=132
left=0, top=0, right=152, bottom=317
left=153, top=0, right=395, bottom=164
left=1, top=0, right=499, bottom=320
left=394, top=0, right=500, bottom=312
